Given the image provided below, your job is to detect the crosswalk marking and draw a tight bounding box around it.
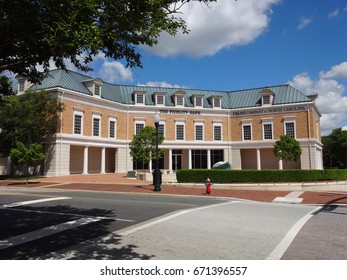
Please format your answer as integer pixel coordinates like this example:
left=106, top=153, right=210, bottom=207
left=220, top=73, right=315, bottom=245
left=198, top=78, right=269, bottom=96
left=0, top=217, right=103, bottom=250
left=2, top=197, right=71, bottom=208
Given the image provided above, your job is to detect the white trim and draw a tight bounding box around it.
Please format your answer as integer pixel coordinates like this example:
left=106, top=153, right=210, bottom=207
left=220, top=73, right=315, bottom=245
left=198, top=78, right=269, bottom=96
left=284, top=119, right=296, bottom=138
left=262, top=119, right=273, bottom=140
left=73, top=110, right=84, bottom=135
left=134, top=120, right=145, bottom=135
left=242, top=122, right=252, bottom=141
left=175, top=122, right=185, bottom=141
left=194, top=121, right=204, bottom=141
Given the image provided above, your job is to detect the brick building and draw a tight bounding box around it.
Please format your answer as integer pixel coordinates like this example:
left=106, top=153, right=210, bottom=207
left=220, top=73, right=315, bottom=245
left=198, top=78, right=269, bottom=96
left=1, top=69, right=323, bottom=176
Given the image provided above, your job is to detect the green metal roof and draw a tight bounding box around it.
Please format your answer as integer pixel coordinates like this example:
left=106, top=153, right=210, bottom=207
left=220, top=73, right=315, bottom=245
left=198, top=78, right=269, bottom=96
left=32, top=69, right=313, bottom=109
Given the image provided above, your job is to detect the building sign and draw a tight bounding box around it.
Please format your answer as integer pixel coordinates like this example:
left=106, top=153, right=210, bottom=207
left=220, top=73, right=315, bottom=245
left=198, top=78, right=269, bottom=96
left=231, top=105, right=309, bottom=117
left=159, top=109, right=201, bottom=115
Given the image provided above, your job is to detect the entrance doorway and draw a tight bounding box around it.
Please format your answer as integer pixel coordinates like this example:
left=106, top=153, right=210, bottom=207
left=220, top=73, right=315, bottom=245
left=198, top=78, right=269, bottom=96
left=172, top=150, right=183, bottom=171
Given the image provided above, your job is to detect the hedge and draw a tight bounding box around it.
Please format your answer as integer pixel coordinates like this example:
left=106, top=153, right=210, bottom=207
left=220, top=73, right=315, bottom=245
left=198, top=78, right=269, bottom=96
left=176, top=169, right=347, bottom=183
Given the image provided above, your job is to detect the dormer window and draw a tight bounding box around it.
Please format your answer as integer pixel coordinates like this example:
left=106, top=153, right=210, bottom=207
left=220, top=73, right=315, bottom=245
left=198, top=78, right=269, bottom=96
left=94, top=84, right=101, bottom=96
left=16, top=76, right=31, bottom=94
left=262, top=95, right=270, bottom=105
left=133, top=91, right=146, bottom=105
left=209, top=96, right=222, bottom=108
left=19, top=80, right=25, bottom=92
left=83, top=78, right=103, bottom=98
left=260, top=89, right=274, bottom=106
left=173, top=91, right=186, bottom=107
left=153, top=92, right=166, bottom=106
left=192, top=95, right=204, bottom=108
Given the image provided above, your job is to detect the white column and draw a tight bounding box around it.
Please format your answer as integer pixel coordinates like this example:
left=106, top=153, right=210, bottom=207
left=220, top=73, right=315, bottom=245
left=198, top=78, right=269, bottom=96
left=149, top=159, right=153, bottom=173
left=83, top=146, right=89, bottom=174
left=207, top=149, right=211, bottom=169
left=169, top=149, right=173, bottom=174
left=256, top=148, right=261, bottom=170
left=188, top=149, right=192, bottom=169
left=279, top=158, right=283, bottom=170
left=101, top=147, right=106, bottom=174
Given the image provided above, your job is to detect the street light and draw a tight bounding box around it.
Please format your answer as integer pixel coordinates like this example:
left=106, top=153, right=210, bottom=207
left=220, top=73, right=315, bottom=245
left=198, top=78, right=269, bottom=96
left=153, top=113, right=162, bottom=191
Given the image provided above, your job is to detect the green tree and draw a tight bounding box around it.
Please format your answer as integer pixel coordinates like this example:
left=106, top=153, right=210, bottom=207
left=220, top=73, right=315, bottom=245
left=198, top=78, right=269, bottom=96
left=273, top=135, right=302, bottom=162
left=0, top=89, right=64, bottom=157
left=129, top=126, right=164, bottom=171
left=0, top=76, right=15, bottom=102
left=10, top=141, right=45, bottom=184
left=1, top=0, right=216, bottom=82
left=322, top=128, right=347, bottom=169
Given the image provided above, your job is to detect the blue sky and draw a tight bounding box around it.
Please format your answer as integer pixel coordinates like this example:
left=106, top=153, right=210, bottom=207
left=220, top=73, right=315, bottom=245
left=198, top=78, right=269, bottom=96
left=6, top=0, right=347, bottom=134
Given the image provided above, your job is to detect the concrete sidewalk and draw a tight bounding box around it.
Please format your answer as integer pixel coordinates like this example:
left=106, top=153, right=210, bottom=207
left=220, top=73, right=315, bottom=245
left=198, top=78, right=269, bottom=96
left=1, top=173, right=347, bottom=205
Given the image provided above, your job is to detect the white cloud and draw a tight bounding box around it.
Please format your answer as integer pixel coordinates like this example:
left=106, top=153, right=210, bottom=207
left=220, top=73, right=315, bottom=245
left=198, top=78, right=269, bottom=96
left=137, top=81, right=185, bottom=88
left=143, top=0, right=280, bottom=57
left=320, top=61, right=347, bottom=79
left=328, top=8, right=340, bottom=19
left=98, top=61, right=133, bottom=83
left=298, top=17, right=312, bottom=30
left=93, top=53, right=133, bottom=83
left=289, top=66, right=347, bottom=134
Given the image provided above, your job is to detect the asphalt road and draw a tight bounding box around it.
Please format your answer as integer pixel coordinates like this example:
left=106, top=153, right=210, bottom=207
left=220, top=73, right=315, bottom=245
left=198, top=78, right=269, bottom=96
left=0, top=186, right=346, bottom=260
left=0, top=187, right=228, bottom=259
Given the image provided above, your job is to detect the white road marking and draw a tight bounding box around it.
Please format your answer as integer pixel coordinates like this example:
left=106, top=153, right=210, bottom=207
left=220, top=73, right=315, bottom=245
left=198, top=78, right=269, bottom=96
left=117, top=201, right=239, bottom=236
left=266, top=206, right=322, bottom=260
left=2, top=197, right=71, bottom=208
left=0, top=217, right=103, bottom=250
left=1, top=206, right=135, bottom=223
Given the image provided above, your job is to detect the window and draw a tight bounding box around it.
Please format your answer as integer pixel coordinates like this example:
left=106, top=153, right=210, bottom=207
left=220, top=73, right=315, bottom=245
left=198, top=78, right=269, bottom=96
left=136, top=94, right=144, bottom=104
left=19, top=80, right=25, bottom=92
left=109, top=119, right=116, bottom=138
left=211, top=150, right=224, bottom=166
left=73, top=113, right=83, bottom=135
left=285, top=121, right=295, bottom=138
left=195, top=97, right=203, bottom=107
left=176, top=96, right=184, bottom=106
left=93, top=117, right=100, bottom=137
left=192, top=150, right=208, bottom=169
left=243, top=125, right=252, bottom=141
left=135, top=123, right=144, bottom=135
left=263, top=123, right=273, bottom=140
left=158, top=124, right=165, bottom=136
left=94, top=84, right=101, bottom=96
left=195, top=125, right=204, bottom=141
left=262, top=95, right=271, bottom=105
left=214, top=125, right=222, bottom=141
left=213, top=98, right=221, bottom=108
left=156, top=95, right=164, bottom=105
left=176, top=124, right=185, bottom=140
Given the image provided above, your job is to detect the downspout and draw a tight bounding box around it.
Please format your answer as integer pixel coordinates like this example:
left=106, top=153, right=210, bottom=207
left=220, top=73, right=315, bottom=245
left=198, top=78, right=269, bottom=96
left=126, top=106, right=129, bottom=172
left=307, top=107, right=312, bottom=169
left=59, top=91, right=64, bottom=176
left=227, top=110, right=231, bottom=163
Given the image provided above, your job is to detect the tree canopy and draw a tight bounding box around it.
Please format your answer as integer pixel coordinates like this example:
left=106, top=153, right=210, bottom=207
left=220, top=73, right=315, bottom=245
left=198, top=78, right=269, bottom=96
left=1, top=0, right=216, bottom=82
left=10, top=141, right=45, bottom=183
left=273, top=135, right=302, bottom=162
left=322, top=128, right=347, bottom=169
left=129, top=126, right=164, bottom=167
left=0, top=89, right=64, bottom=156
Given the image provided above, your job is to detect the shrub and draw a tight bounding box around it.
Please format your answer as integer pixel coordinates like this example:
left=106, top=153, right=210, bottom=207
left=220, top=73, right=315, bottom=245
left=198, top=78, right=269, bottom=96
left=176, top=169, right=347, bottom=183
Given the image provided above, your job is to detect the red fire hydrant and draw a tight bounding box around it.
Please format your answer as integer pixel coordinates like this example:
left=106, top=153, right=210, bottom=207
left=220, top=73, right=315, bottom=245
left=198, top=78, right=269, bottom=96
left=205, top=178, right=211, bottom=195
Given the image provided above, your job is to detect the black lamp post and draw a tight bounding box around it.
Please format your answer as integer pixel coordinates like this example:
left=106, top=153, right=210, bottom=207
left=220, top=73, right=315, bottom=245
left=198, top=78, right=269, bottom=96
left=153, top=113, right=162, bottom=191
